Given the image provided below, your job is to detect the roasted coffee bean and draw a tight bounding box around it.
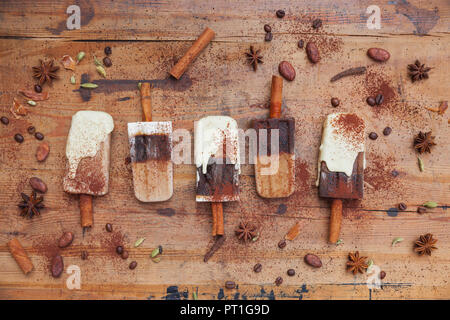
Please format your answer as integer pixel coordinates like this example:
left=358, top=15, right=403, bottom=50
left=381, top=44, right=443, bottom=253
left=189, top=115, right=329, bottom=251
left=375, top=93, right=384, bottom=105
left=105, top=223, right=113, bottom=232
left=383, top=127, right=392, bottom=136
left=81, top=251, right=88, bottom=260
left=331, top=98, right=340, bottom=107
left=366, top=97, right=376, bottom=106
left=276, top=10, right=285, bottom=18
left=278, top=61, right=296, bottom=81
left=14, top=134, right=24, bottom=143
left=367, top=48, right=390, bottom=62
left=129, top=261, right=137, bottom=270
left=417, top=206, right=427, bottom=214
left=278, top=239, right=287, bottom=249
left=27, top=126, right=36, bottom=134
left=103, top=57, right=112, bottom=67
left=51, top=255, right=64, bottom=278
left=116, top=245, right=123, bottom=255
left=1, top=116, right=9, bottom=125
left=29, top=177, right=47, bottom=193
left=253, top=263, right=262, bottom=273
left=158, top=245, right=163, bottom=254
left=36, top=141, right=50, bottom=161
left=35, top=132, right=44, bottom=140
left=287, top=269, right=295, bottom=276
left=58, top=232, right=74, bottom=248
left=312, top=19, right=322, bottom=29
left=264, top=24, right=272, bottom=33
left=275, top=276, right=283, bottom=286
left=304, top=254, right=322, bottom=268
left=369, top=132, right=378, bottom=140
left=34, top=84, right=42, bottom=93
left=298, top=39, right=304, bottom=49
left=264, top=32, right=273, bottom=42
left=379, top=271, right=386, bottom=280
left=104, top=46, right=112, bottom=55
left=306, top=41, right=320, bottom=63
left=225, top=281, right=236, bottom=289
left=121, top=250, right=129, bottom=259
left=398, top=203, right=407, bottom=211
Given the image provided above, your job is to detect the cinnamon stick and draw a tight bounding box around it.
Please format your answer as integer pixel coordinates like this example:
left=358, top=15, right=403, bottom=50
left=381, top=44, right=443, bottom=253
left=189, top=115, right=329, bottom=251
left=270, top=75, right=283, bottom=119
left=140, top=82, right=152, bottom=121
left=7, top=238, right=33, bottom=275
left=211, top=203, right=218, bottom=236
left=329, top=199, right=343, bottom=243
left=212, top=202, right=224, bottom=236
left=79, top=194, right=93, bottom=228
left=169, top=27, right=215, bottom=80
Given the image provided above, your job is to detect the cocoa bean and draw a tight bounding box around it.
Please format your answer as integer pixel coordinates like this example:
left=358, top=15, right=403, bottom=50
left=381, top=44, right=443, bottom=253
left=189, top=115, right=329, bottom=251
left=306, top=42, right=320, bottom=63
left=58, top=232, right=74, bottom=248
left=367, top=48, right=390, bottom=62
left=36, top=141, right=50, bottom=161
left=51, top=255, right=64, bottom=278
left=29, top=177, right=47, bottom=193
left=304, top=254, right=322, bottom=268
left=278, top=61, right=295, bottom=81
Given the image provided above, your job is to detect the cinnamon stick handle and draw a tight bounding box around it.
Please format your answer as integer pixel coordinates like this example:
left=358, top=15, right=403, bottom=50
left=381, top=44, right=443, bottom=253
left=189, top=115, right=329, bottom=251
left=213, top=202, right=224, bottom=236
left=8, top=238, right=34, bottom=275
left=269, top=75, right=283, bottom=119
left=211, top=203, right=218, bottom=236
left=169, top=27, right=215, bottom=80
left=329, top=199, right=343, bottom=243
left=140, top=82, right=152, bottom=122
left=79, top=194, right=93, bottom=228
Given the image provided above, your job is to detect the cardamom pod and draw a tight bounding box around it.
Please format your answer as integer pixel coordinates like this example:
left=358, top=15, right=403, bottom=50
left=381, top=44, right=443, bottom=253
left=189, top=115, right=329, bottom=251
left=151, top=247, right=160, bottom=258
left=70, top=75, right=76, bottom=84
left=423, top=201, right=438, bottom=208
left=76, top=51, right=85, bottom=62
left=152, top=257, right=161, bottom=263
left=134, top=238, right=145, bottom=248
left=80, top=83, right=98, bottom=89
left=93, top=54, right=103, bottom=67
left=27, top=100, right=37, bottom=106
left=96, top=65, right=106, bottom=78
left=193, top=292, right=198, bottom=300
left=392, top=237, right=403, bottom=246
left=418, top=157, right=424, bottom=172
left=138, top=82, right=142, bottom=90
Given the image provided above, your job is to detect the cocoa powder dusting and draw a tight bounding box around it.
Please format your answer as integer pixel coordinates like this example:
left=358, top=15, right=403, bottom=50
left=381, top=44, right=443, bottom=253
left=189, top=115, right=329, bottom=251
left=364, top=154, right=400, bottom=192
left=331, top=113, right=365, bottom=146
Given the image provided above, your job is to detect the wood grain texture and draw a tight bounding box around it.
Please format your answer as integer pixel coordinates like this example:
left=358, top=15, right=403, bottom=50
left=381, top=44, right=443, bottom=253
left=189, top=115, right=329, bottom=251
left=0, top=0, right=449, bottom=300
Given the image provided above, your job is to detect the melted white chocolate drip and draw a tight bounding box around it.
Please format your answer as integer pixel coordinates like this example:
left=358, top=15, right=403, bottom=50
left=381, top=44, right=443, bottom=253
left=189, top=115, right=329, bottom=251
left=66, top=111, right=114, bottom=179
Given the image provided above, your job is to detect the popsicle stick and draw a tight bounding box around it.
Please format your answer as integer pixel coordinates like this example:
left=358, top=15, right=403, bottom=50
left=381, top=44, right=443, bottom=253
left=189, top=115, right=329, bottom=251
left=169, top=27, right=215, bottom=79
left=329, top=199, right=343, bottom=243
left=79, top=194, right=93, bottom=228
left=140, top=82, right=152, bottom=122
left=211, top=202, right=224, bottom=236
left=269, top=75, right=283, bottom=119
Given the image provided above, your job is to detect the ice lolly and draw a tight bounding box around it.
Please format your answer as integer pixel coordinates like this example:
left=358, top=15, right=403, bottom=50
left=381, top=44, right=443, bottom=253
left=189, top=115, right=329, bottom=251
left=253, top=75, right=295, bottom=198
left=63, top=110, right=114, bottom=229
left=195, top=116, right=240, bottom=236
left=316, top=113, right=365, bottom=243
left=128, top=83, right=173, bottom=202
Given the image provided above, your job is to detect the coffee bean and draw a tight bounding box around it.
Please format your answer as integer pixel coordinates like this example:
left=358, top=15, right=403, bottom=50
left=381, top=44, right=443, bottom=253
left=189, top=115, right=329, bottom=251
left=14, top=134, right=24, bottom=143
left=392, top=170, right=399, bottom=177
left=29, top=177, right=47, bottom=193
left=383, top=127, right=392, bottom=136
left=306, top=41, right=320, bottom=63
left=304, top=254, right=322, bottom=268
left=58, top=232, right=74, bottom=248
left=129, top=261, right=137, bottom=270
left=51, top=255, right=64, bottom=278
left=253, top=263, right=262, bottom=273
left=375, top=93, right=384, bottom=105
left=331, top=98, right=340, bottom=107
left=121, top=250, right=129, bottom=259
left=379, top=271, right=386, bottom=280
left=34, top=85, right=42, bottom=93
left=398, top=203, right=407, bottom=211
left=264, top=24, right=272, bottom=33
left=103, top=57, right=112, bottom=67
left=369, top=132, right=378, bottom=140
left=105, top=223, right=113, bottom=232
left=225, top=281, right=236, bottom=289
left=287, top=269, right=295, bottom=276
left=81, top=251, right=88, bottom=260
left=275, top=276, right=283, bottom=286
left=36, top=141, right=50, bottom=162
left=35, top=132, right=44, bottom=140
left=104, top=46, right=112, bottom=55
left=298, top=39, right=304, bottom=49
left=265, top=32, right=273, bottom=42
left=158, top=245, right=163, bottom=254
left=116, top=246, right=123, bottom=255
left=312, top=19, right=322, bottom=29
left=278, top=61, right=296, bottom=81
left=276, top=10, right=285, bottom=18
left=366, top=97, right=376, bottom=106
left=27, top=126, right=36, bottom=134
left=417, top=206, right=427, bottom=214
left=367, top=48, right=390, bottom=62
left=278, top=239, right=287, bottom=249
left=1, top=116, right=9, bottom=125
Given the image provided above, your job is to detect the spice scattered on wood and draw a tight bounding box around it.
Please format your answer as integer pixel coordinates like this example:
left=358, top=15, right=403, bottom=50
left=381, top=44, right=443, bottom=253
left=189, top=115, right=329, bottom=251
left=34, top=84, right=42, bottom=93
left=93, top=54, right=103, bottom=67
left=298, top=39, right=304, bottom=49
left=285, top=221, right=302, bottom=241
left=287, top=269, right=295, bottom=276
left=96, top=65, right=107, bottom=78
left=18, top=191, right=44, bottom=219
left=70, top=75, right=76, bottom=84
left=346, top=251, right=368, bottom=274
left=225, top=281, right=236, bottom=289
left=330, top=66, right=366, bottom=82
left=29, top=177, right=47, bottom=193
left=245, top=46, right=263, bottom=71
left=305, top=41, right=320, bottom=63
left=61, top=55, right=76, bottom=70
left=134, top=238, right=145, bottom=247
left=417, top=157, right=424, bottom=172
left=417, top=206, right=427, bottom=214
left=414, top=233, right=437, bottom=256
left=36, top=141, right=50, bottom=161
left=34, top=132, right=44, bottom=140
left=276, top=10, right=285, bottom=18
left=235, top=221, right=257, bottom=243
left=116, top=246, right=123, bottom=255
left=392, top=237, right=403, bottom=246
left=253, top=263, right=262, bottom=273
left=129, top=261, right=137, bottom=270
left=408, top=60, right=432, bottom=82
left=366, top=96, right=376, bottom=106
left=304, top=254, right=322, bottom=268
left=398, top=203, right=407, bottom=211
left=32, top=59, right=59, bottom=85
left=76, top=51, right=85, bottom=63
left=80, top=83, right=98, bottom=89
left=414, top=131, right=436, bottom=154
left=14, top=133, right=24, bottom=143
left=264, top=24, right=271, bottom=33
left=312, top=19, right=322, bottom=29
left=379, top=271, right=386, bottom=280
left=7, top=238, right=34, bottom=275
left=375, top=93, right=384, bottom=105
left=383, top=127, right=392, bottom=136
left=193, top=291, right=198, bottom=300
left=81, top=251, right=88, bottom=260
left=426, top=101, right=448, bottom=115
left=264, top=32, right=273, bottom=42
left=423, top=201, right=438, bottom=208
left=367, top=48, right=390, bottom=62
left=104, top=47, right=112, bottom=55
left=20, top=90, right=49, bottom=101
left=1, top=116, right=9, bottom=125
left=121, top=251, right=129, bottom=259
left=369, top=132, right=378, bottom=140
left=275, top=276, right=283, bottom=286
left=27, top=100, right=36, bottom=106
left=103, top=57, right=112, bottom=67
left=58, top=232, right=74, bottom=248
left=331, top=97, right=340, bottom=107
left=51, top=255, right=64, bottom=278
left=278, top=239, right=287, bottom=249
left=278, top=61, right=295, bottom=81
left=11, top=98, right=27, bottom=118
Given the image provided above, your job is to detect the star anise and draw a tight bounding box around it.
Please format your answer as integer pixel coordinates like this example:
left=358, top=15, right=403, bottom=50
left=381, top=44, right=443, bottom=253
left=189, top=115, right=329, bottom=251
left=32, top=59, right=59, bottom=85
left=18, top=191, right=44, bottom=219
left=346, top=251, right=368, bottom=275
left=245, top=46, right=263, bottom=71
left=413, top=131, right=436, bottom=154
left=408, top=60, right=432, bottom=82
left=235, top=221, right=257, bottom=242
left=414, top=233, right=437, bottom=256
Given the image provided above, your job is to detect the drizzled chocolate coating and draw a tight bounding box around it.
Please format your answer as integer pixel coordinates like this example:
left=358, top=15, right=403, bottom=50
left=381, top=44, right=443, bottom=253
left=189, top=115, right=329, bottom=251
left=253, top=118, right=295, bottom=156
left=132, top=134, right=171, bottom=163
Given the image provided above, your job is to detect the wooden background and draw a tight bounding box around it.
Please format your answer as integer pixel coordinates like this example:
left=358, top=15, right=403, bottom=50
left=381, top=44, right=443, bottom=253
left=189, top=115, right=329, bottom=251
left=0, top=0, right=449, bottom=300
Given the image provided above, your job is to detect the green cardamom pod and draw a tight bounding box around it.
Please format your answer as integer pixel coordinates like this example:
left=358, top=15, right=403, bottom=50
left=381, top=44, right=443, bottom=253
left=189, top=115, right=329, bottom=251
left=151, top=247, right=160, bottom=258
left=27, top=100, right=37, bottom=106
left=96, top=65, right=106, bottom=78
left=138, top=82, right=142, bottom=90
left=423, top=201, right=438, bottom=208
left=418, top=157, right=424, bottom=172
left=70, top=75, right=76, bottom=84
left=193, top=292, right=198, bottom=300
left=134, top=238, right=145, bottom=248
left=93, top=54, right=103, bottom=67
left=392, top=237, right=403, bottom=246
left=80, top=83, right=98, bottom=89
left=76, top=51, right=85, bottom=62
left=152, top=257, right=161, bottom=263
